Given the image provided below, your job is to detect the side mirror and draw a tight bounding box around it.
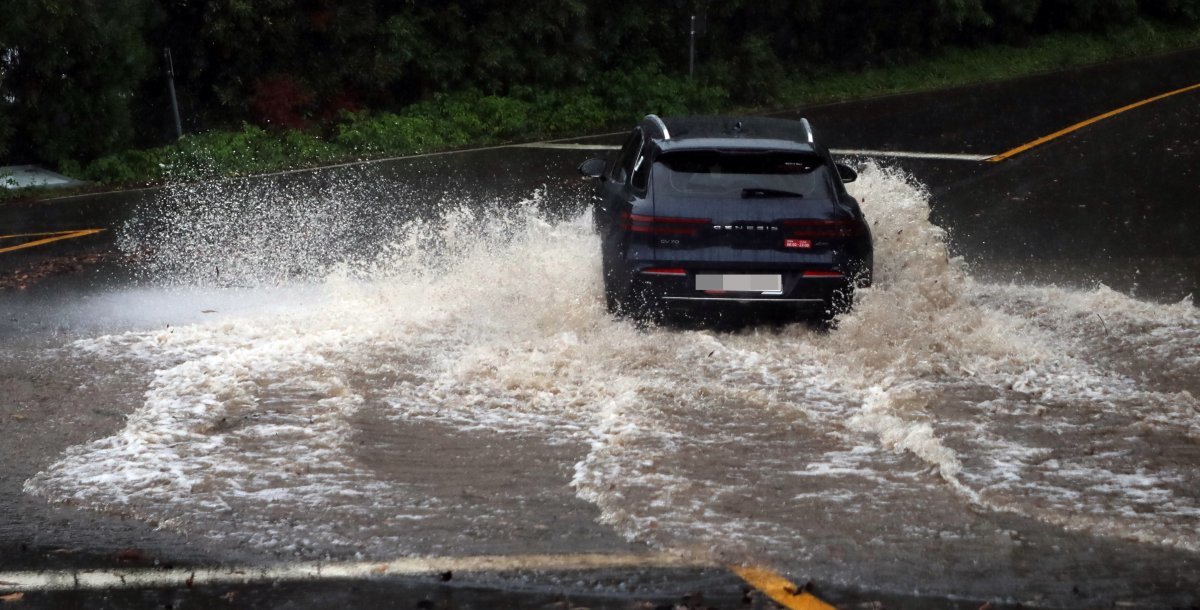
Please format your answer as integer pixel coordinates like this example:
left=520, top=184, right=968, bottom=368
left=578, top=158, right=606, bottom=179
left=835, top=162, right=857, bottom=183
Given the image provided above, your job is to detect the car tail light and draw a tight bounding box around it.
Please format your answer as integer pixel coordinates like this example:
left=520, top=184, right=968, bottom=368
left=803, top=270, right=844, bottom=278
left=781, top=219, right=864, bottom=238
left=641, top=267, right=688, bottom=276
left=620, top=212, right=711, bottom=236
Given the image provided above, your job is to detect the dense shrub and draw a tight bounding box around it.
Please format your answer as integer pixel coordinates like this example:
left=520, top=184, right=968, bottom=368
left=0, top=104, right=12, bottom=158
left=74, top=64, right=733, bottom=185
left=1042, top=0, right=1140, bottom=28
left=0, top=0, right=157, bottom=166
left=334, top=113, right=443, bottom=156
left=1139, top=0, right=1200, bottom=20
left=250, top=75, right=317, bottom=130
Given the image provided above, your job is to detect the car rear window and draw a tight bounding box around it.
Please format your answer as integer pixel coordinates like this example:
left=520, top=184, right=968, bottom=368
left=652, top=150, right=828, bottom=199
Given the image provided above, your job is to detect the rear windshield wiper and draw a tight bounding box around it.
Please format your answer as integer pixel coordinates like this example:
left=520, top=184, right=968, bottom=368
left=741, top=188, right=804, bottom=199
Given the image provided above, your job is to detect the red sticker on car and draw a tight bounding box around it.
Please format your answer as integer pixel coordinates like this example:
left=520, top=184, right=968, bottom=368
left=785, top=239, right=812, bottom=249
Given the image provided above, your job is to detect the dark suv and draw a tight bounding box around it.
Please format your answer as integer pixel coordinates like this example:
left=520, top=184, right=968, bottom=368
left=579, top=114, right=873, bottom=321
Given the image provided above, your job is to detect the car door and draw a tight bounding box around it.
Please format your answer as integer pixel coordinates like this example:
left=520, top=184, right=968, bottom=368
left=596, top=127, right=643, bottom=238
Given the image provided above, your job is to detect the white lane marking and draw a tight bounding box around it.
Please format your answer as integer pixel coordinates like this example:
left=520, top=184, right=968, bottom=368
left=37, top=132, right=985, bottom=205
left=831, top=149, right=992, bottom=161
left=0, top=553, right=713, bottom=592
left=38, top=132, right=629, bottom=204
left=513, top=143, right=622, bottom=151
left=515, top=143, right=992, bottom=161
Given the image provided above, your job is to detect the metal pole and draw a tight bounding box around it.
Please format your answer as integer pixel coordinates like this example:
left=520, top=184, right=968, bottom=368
left=164, top=47, right=183, bottom=140
left=688, top=15, right=695, bottom=79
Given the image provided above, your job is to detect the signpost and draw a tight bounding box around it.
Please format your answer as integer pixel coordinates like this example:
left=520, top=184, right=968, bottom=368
left=164, top=47, right=183, bottom=140
left=688, top=9, right=706, bottom=79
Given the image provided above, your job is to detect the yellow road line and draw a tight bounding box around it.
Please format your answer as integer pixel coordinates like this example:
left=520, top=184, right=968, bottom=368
left=731, top=565, right=837, bottom=610
left=0, top=230, right=94, bottom=240
left=0, top=229, right=105, bottom=254
left=988, top=82, right=1200, bottom=162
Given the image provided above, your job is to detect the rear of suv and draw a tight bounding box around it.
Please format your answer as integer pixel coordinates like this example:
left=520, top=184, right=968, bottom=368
left=578, top=114, right=873, bottom=322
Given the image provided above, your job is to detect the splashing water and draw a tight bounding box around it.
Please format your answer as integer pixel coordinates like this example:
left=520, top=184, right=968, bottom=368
left=26, top=163, right=1200, bottom=594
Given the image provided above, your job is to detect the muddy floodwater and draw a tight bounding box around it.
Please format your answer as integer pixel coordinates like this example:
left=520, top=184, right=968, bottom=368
left=11, top=163, right=1200, bottom=606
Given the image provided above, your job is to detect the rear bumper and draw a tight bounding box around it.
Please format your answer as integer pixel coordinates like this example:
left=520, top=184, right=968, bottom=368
left=630, top=263, right=858, bottom=310
left=662, top=295, right=825, bottom=303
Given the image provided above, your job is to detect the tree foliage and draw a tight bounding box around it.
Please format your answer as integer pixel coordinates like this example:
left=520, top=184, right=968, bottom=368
left=0, top=0, right=158, bottom=164
left=0, top=0, right=1196, bottom=168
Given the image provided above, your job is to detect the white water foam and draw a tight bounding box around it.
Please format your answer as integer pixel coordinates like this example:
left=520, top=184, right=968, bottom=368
left=25, top=164, right=1200, bottom=572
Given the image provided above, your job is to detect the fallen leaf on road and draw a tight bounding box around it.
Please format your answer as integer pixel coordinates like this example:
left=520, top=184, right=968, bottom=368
left=0, top=250, right=145, bottom=291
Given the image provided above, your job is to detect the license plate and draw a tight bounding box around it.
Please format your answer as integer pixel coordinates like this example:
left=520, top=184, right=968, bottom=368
left=695, top=274, right=782, bottom=293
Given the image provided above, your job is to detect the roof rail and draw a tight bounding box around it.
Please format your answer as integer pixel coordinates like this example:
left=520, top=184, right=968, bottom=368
left=644, top=114, right=671, bottom=140
left=799, top=118, right=814, bottom=144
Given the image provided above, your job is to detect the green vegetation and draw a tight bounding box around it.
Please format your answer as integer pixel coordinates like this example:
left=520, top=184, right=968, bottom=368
left=782, top=18, right=1200, bottom=102
left=41, top=18, right=1197, bottom=191
left=48, top=67, right=726, bottom=186
left=1, top=0, right=1198, bottom=196
left=0, top=0, right=158, bottom=164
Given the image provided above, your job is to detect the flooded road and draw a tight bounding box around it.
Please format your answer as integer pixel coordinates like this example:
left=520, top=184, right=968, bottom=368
left=3, top=54, right=1200, bottom=609
left=7, top=160, right=1197, bottom=606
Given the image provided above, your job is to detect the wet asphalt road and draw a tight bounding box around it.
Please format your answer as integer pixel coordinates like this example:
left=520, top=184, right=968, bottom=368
left=1, top=49, right=1199, bottom=609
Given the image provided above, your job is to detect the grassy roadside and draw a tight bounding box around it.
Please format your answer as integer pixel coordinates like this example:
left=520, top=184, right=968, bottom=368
left=4, top=17, right=1199, bottom=203
left=778, top=18, right=1200, bottom=102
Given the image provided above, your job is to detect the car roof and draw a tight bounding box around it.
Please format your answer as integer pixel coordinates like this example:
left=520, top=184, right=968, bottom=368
left=640, top=115, right=819, bottom=154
